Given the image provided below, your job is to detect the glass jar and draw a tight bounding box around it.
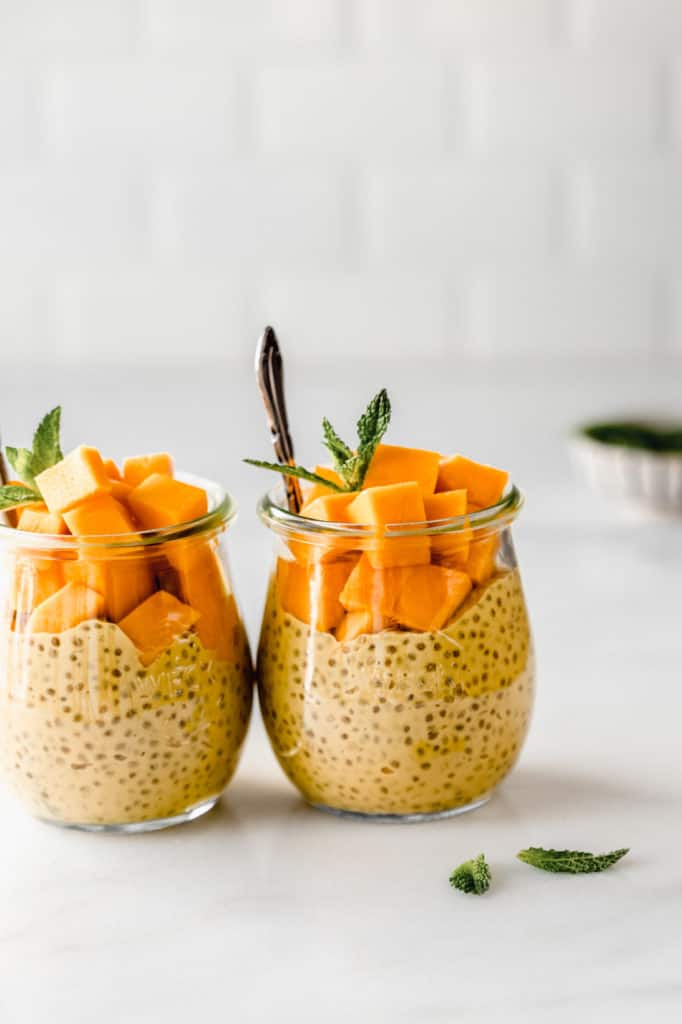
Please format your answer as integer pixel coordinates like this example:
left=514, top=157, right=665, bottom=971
left=0, top=476, right=253, bottom=832
left=256, top=484, right=534, bottom=821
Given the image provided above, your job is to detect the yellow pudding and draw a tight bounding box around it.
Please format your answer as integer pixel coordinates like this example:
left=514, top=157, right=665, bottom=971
left=257, top=569, right=534, bottom=817
left=0, top=618, right=253, bottom=826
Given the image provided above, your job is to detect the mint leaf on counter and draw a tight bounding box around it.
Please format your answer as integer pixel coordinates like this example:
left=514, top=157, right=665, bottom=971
left=0, top=484, right=43, bottom=511
left=449, top=853, right=491, bottom=895
left=517, top=847, right=629, bottom=874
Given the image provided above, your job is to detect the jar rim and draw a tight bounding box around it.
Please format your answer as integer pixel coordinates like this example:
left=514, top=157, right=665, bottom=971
left=257, top=482, right=524, bottom=539
left=0, top=473, right=236, bottom=550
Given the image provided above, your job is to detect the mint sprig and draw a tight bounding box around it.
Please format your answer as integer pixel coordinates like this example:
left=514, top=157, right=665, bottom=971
left=1, top=406, right=63, bottom=510
left=323, top=388, right=391, bottom=491
left=449, top=853, right=491, bottom=895
left=246, top=389, right=392, bottom=496
left=242, top=460, right=346, bottom=492
left=517, top=847, right=629, bottom=874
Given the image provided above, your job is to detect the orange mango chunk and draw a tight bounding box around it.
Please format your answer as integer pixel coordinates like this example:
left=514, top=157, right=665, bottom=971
left=363, top=444, right=441, bottom=497
left=103, top=458, right=122, bottom=481
left=62, top=496, right=154, bottom=620
left=63, top=493, right=137, bottom=536
left=437, top=454, right=509, bottom=509
left=393, top=564, right=471, bottom=632
left=62, top=554, right=154, bottom=623
left=465, top=535, right=500, bottom=584
left=108, top=478, right=133, bottom=503
left=123, top=452, right=174, bottom=487
left=276, top=557, right=354, bottom=632
left=339, top=554, right=402, bottom=616
left=305, top=465, right=345, bottom=503
left=26, top=580, right=105, bottom=634
left=170, top=541, right=239, bottom=660
left=35, top=446, right=112, bottom=515
left=290, top=491, right=358, bottom=565
left=127, top=474, right=208, bottom=530
left=347, top=481, right=430, bottom=568
left=9, top=559, right=65, bottom=626
left=119, top=590, right=199, bottom=666
left=424, top=489, right=471, bottom=565
left=17, top=506, right=68, bottom=535
left=335, top=608, right=389, bottom=642
left=301, top=492, right=356, bottom=522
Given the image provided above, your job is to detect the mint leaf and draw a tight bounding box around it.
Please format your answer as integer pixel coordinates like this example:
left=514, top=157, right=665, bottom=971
left=0, top=484, right=43, bottom=511
left=449, top=853, right=491, bottom=895
left=357, top=388, right=391, bottom=449
left=30, top=406, right=63, bottom=476
left=517, top=847, right=629, bottom=874
left=243, top=459, right=346, bottom=492
left=322, top=417, right=353, bottom=472
left=4, top=406, right=63, bottom=492
left=5, top=446, right=37, bottom=488
left=343, top=389, right=391, bottom=490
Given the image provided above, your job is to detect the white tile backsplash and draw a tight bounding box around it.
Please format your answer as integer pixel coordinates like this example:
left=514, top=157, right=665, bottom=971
left=0, top=0, right=679, bottom=364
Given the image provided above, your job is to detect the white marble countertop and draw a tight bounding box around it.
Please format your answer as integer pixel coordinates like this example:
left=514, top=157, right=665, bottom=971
left=0, top=357, right=680, bottom=1023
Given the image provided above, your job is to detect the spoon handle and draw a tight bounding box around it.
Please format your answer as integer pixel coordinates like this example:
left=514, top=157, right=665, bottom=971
left=255, top=326, right=302, bottom=514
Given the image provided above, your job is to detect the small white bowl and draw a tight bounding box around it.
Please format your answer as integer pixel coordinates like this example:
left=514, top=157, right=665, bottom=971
left=570, top=427, right=682, bottom=518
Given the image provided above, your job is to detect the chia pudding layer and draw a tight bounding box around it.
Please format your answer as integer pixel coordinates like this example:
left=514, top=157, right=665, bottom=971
left=0, top=619, right=253, bottom=826
left=257, top=569, right=534, bottom=817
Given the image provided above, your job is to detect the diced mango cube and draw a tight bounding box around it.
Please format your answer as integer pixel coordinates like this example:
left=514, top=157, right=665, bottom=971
left=62, top=496, right=154, bottom=620
left=335, top=608, right=389, bottom=642
left=339, top=556, right=471, bottom=632
left=437, top=454, right=509, bottom=509
left=103, top=458, right=122, bottom=481
left=26, top=581, right=105, bottom=634
left=300, top=492, right=356, bottom=522
left=347, top=481, right=430, bottom=568
left=424, top=489, right=471, bottom=565
left=290, top=491, right=357, bottom=565
left=169, top=541, right=239, bottom=660
left=276, top=557, right=354, bottom=632
left=305, top=465, right=345, bottom=503
left=17, top=506, right=68, bottom=535
left=127, top=474, right=208, bottom=530
left=363, top=444, right=441, bottom=497
left=339, top=554, right=402, bottom=617
left=119, top=590, right=199, bottom=665
left=465, top=535, right=500, bottom=584
left=10, top=558, right=65, bottom=627
left=108, top=478, right=134, bottom=503
left=63, top=494, right=137, bottom=536
left=123, top=453, right=174, bottom=487
left=35, top=446, right=112, bottom=515
left=392, top=564, right=471, bottom=632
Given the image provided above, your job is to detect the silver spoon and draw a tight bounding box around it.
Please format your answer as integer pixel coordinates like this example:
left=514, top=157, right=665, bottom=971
left=255, top=326, right=302, bottom=514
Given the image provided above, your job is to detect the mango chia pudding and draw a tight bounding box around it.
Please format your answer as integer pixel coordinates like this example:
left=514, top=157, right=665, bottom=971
left=0, top=408, right=253, bottom=831
left=251, top=390, right=534, bottom=820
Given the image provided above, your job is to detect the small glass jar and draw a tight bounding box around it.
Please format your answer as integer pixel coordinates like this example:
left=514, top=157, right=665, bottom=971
left=0, top=476, right=253, bottom=832
left=256, top=484, right=535, bottom=821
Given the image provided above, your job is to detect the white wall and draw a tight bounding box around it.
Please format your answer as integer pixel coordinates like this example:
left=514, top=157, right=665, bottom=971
left=1, top=0, right=681, bottom=365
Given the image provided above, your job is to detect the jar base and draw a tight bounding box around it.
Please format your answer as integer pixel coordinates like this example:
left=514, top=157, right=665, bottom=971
left=308, top=793, right=491, bottom=823
left=37, top=794, right=220, bottom=834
